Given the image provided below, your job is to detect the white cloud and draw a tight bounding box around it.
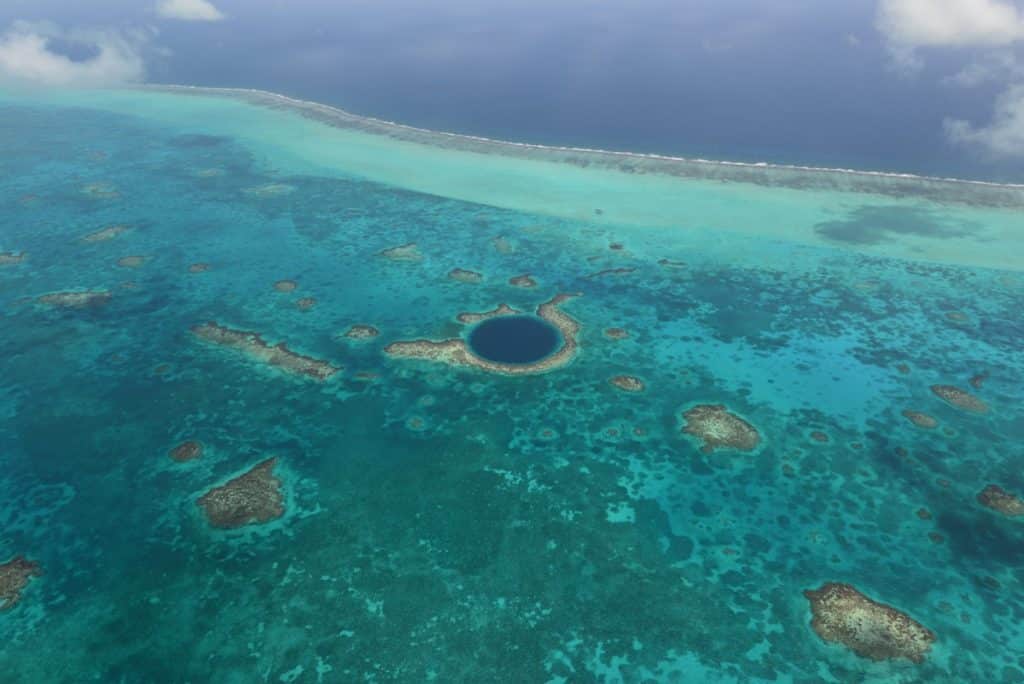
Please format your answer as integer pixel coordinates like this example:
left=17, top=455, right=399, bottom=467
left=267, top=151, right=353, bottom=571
left=0, top=21, right=146, bottom=87
left=156, top=0, right=225, bottom=22
left=878, top=0, right=1024, bottom=48
left=944, top=51, right=1022, bottom=86
left=946, top=83, right=1024, bottom=155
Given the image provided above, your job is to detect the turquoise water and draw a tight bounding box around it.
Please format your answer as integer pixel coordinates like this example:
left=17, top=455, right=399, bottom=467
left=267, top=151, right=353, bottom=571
left=0, top=88, right=1022, bottom=682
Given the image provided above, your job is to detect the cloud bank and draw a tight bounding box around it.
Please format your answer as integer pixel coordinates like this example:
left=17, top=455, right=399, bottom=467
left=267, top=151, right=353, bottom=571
left=0, top=21, right=146, bottom=87
left=878, top=0, right=1024, bottom=49
left=877, top=0, right=1024, bottom=159
left=946, top=84, right=1024, bottom=156
left=156, top=0, right=225, bottom=22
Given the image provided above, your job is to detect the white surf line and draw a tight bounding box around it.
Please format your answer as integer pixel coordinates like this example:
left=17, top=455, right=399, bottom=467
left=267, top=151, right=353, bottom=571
left=141, top=83, right=1024, bottom=192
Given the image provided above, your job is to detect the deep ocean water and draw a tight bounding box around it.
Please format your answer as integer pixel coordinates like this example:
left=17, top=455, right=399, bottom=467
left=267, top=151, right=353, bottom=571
left=0, top=88, right=1022, bottom=683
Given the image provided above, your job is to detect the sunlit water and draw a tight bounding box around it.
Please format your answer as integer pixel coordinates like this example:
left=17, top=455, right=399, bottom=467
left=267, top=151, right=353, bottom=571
left=0, top=87, right=1022, bottom=682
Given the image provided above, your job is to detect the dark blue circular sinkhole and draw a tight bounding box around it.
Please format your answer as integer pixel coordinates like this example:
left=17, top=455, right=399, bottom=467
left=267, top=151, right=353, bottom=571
left=468, top=315, right=561, bottom=365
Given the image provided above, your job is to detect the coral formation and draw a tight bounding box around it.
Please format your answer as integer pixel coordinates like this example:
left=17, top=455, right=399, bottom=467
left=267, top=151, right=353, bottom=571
left=584, top=267, right=636, bottom=279
left=192, top=321, right=340, bottom=381
left=493, top=235, right=515, bottom=254
left=803, top=582, right=936, bottom=664
left=343, top=324, right=379, bottom=340
left=188, top=263, right=210, bottom=273
left=196, top=457, right=284, bottom=529
left=0, top=251, right=26, bottom=265
left=37, top=290, right=111, bottom=309
left=169, top=440, right=203, bottom=463
left=117, top=255, right=148, bottom=268
left=81, top=225, right=129, bottom=242
left=902, top=410, right=938, bottom=429
left=296, top=297, right=317, bottom=311
left=456, top=304, right=519, bottom=324
left=809, top=431, right=830, bottom=443
left=604, top=327, right=630, bottom=340
left=243, top=183, right=295, bottom=197
left=681, top=404, right=761, bottom=453
left=273, top=280, right=297, bottom=293
left=0, top=556, right=42, bottom=610
left=509, top=274, right=537, bottom=288
left=610, top=375, right=645, bottom=392
left=379, top=243, right=423, bottom=261
left=931, top=385, right=989, bottom=413
left=80, top=182, right=119, bottom=198
left=976, top=484, right=1024, bottom=517
left=448, top=268, right=483, bottom=283
left=386, top=294, right=581, bottom=376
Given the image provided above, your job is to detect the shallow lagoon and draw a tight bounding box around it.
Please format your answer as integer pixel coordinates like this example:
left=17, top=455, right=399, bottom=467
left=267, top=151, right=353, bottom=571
left=0, top=87, right=1022, bottom=682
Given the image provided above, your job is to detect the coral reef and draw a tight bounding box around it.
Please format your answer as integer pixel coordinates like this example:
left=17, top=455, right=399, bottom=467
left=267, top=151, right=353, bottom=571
left=584, top=267, right=636, bottom=279
left=681, top=404, right=761, bottom=453
left=188, top=263, right=210, bottom=273
left=509, top=274, right=537, bottom=288
left=0, top=251, right=26, bottom=265
left=492, top=235, right=515, bottom=254
left=379, top=243, right=423, bottom=261
left=80, top=182, right=119, bottom=198
left=343, top=325, right=379, bottom=340
left=976, top=484, right=1024, bottom=517
left=609, top=375, right=645, bottom=392
left=456, top=304, right=519, bottom=324
left=196, top=457, right=285, bottom=529
left=192, top=321, right=340, bottom=381
left=604, top=327, right=630, bottom=340
left=658, top=258, right=687, bottom=268
left=448, top=268, right=483, bottom=283
left=37, top=290, right=111, bottom=309
left=296, top=297, right=317, bottom=311
left=0, top=556, right=42, bottom=610
left=169, top=440, right=203, bottom=463
left=273, top=280, right=298, bottom=293
left=117, top=255, right=148, bottom=268
left=81, top=225, right=129, bottom=243
left=243, top=183, right=295, bottom=197
left=803, top=582, right=936, bottom=663
left=809, top=431, right=830, bottom=443
left=931, top=385, right=989, bottom=413
left=902, top=410, right=938, bottom=429
left=386, top=293, right=581, bottom=376
left=969, top=372, right=988, bottom=390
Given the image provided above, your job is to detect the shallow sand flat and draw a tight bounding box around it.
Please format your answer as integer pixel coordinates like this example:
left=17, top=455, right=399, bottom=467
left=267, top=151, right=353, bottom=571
left=2, top=86, right=1022, bottom=271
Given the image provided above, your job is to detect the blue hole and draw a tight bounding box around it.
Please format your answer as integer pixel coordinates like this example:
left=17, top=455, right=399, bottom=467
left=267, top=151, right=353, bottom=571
left=468, top=315, right=560, bottom=365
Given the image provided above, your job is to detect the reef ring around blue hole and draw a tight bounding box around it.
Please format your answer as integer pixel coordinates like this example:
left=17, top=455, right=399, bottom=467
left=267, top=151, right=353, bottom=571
left=468, top=315, right=562, bottom=365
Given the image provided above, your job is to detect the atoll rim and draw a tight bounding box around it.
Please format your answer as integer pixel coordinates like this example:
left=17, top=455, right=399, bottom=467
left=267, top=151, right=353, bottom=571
left=385, top=293, right=582, bottom=376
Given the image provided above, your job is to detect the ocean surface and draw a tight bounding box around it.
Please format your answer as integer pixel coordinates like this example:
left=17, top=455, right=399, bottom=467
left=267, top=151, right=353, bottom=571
left=0, top=86, right=1023, bottom=682
left=2, top=0, right=1022, bottom=182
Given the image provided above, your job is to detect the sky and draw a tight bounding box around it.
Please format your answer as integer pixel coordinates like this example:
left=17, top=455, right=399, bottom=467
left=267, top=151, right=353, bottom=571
left=0, top=0, right=1023, bottom=182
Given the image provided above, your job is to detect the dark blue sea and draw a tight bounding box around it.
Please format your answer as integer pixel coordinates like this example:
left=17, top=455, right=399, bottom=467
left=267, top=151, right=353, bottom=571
left=3, top=0, right=1021, bottom=182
